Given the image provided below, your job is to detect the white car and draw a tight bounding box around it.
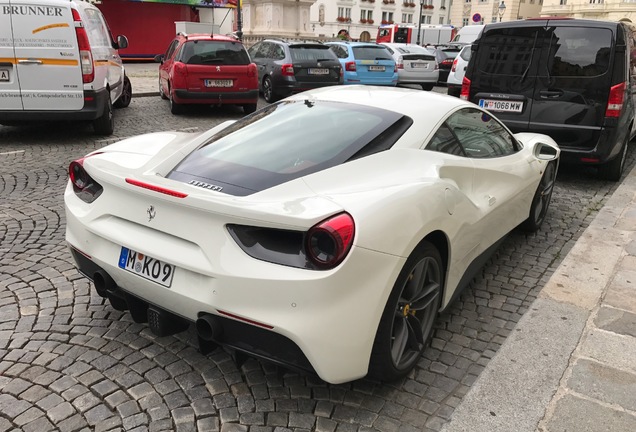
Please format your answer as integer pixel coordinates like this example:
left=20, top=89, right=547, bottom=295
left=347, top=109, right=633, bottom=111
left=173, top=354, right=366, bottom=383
left=447, top=45, right=472, bottom=97
left=381, top=43, right=439, bottom=90
left=64, top=86, right=560, bottom=384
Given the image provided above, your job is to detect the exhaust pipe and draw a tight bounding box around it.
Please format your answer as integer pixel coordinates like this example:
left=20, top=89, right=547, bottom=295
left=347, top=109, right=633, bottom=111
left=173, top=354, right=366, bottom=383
left=93, top=270, right=115, bottom=297
left=196, top=314, right=223, bottom=341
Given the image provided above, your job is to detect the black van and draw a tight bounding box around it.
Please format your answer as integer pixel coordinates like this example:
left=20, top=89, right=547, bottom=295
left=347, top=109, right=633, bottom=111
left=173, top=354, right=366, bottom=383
left=461, top=18, right=635, bottom=181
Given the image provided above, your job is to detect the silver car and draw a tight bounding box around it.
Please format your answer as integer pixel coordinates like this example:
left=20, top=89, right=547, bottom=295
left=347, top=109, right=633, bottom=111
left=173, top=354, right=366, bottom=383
left=446, top=45, right=471, bottom=97
left=381, top=43, right=439, bottom=91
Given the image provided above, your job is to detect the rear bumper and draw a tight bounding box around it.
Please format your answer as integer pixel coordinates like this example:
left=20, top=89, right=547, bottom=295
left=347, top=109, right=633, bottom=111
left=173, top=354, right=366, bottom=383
left=0, top=89, right=108, bottom=122
left=273, top=79, right=342, bottom=97
left=173, top=89, right=258, bottom=104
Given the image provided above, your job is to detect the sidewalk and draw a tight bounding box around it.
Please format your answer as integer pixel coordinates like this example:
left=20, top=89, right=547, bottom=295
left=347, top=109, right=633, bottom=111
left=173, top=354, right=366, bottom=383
left=442, top=162, right=636, bottom=432
left=125, top=62, right=160, bottom=97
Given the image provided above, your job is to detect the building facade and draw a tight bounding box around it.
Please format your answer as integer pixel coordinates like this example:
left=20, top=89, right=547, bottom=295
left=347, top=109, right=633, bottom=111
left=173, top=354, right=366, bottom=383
left=541, top=0, right=636, bottom=21
left=448, top=0, right=544, bottom=27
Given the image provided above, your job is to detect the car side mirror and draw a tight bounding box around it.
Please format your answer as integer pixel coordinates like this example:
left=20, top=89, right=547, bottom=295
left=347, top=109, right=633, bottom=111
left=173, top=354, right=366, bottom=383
left=116, top=35, right=128, bottom=50
left=533, top=141, right=559, bottom=161
left=154, top=54, right=164, bottom=64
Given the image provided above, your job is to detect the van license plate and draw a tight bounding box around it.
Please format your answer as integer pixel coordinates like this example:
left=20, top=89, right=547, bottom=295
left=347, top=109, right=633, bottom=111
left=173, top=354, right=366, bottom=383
left=479, top=99, right=523, bottom=113
left=309, top=68, right=329, bottom=75
left=369, top=66, right=385, bottom=72
left=118, top=247, right=175, bottom=288
left=205, top=79, right=233, bottom=88
left=0, top=69, right=9, bottom=82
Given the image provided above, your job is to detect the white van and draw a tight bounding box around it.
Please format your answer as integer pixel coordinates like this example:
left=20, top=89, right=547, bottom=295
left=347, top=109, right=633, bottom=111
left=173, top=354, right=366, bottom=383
left=0, top=0, right=131, bottom=135
left=451, top=24, right=485, bottom=45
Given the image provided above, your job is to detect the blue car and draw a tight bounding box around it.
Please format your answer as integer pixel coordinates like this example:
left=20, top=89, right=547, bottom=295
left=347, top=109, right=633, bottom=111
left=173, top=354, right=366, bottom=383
left=326, top=42, right=398, bottom=86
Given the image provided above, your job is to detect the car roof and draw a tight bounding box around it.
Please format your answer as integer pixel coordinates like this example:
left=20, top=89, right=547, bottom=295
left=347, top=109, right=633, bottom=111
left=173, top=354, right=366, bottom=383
left=285, top=85, right=470, bottom=122
left=327, top=41, right=383, bottom=47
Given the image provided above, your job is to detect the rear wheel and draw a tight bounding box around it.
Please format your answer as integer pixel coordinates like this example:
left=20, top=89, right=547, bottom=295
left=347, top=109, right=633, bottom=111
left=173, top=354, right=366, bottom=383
left=520, top=161, right=557, bottom=232
left=263, top=76, right=278, bottom=103
left=93, top=94, right=114, bottom=135
left=598, top=135, right=629, bottom=182
left=368, top=241, right=442, bottom=381
left=169, top=88, right=184, bottom=115
left=243, top=103, right=257, bottom=114
left=421, top=83, right=434, bottom=91
left=113, top=75, right=132, bottom=108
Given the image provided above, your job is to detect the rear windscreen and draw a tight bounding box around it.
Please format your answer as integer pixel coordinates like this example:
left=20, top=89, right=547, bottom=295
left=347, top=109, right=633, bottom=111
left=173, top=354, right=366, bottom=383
left=289, top=45, right=336, bottom=61
left=545, top=27, right=612, bottom=77
left=180, top=41, right=250, bottom=65
left=168, top=100, right=411, bottom=196
left=352, top=46, right=393, bottom=61
left=476, top=27, right=541, bottom=76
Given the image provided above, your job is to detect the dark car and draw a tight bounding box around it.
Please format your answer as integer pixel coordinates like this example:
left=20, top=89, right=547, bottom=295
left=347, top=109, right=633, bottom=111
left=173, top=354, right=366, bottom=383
left=462, top=18, right=636, bottom=181
left=155, top=33, right=258, bottom=115
left=429, top=44, right=462, bottom=85
left=247, top=39, right=342, bottom=103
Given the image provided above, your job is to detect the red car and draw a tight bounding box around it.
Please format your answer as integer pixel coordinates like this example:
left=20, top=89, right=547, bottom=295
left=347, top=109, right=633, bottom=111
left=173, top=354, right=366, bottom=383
left=156, top=33, right=259, bottom=115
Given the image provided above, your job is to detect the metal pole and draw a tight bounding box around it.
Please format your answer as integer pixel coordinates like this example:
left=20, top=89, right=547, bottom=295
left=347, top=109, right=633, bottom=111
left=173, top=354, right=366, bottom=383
left=236, top=0, right=243, bottom=41
left=416, top=1, right=424, bottom=45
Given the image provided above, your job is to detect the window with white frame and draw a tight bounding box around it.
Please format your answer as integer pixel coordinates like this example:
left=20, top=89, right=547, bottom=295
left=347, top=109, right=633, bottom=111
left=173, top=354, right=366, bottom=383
left=425, top=15, right=431, bottom=24
left=492, top=16, right=498, bottom=22
left=439, top=16, right=445, bottom=24
left=382, top=12, right=394, bottom=22
left=402, top=13, right=413, bottom=23
left=441, top=0, right=446, bottom=7
left=559, top=0, right=566, bottom=4
left=338, top=7, right=351, bottom=18
left=360, top=9, right=373, bottom=20
left=463, top=17, right=469, bottom=25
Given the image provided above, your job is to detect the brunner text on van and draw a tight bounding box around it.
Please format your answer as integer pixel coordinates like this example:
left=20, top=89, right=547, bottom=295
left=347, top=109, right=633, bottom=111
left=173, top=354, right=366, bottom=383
left=2, top=6, right=63, bottom=16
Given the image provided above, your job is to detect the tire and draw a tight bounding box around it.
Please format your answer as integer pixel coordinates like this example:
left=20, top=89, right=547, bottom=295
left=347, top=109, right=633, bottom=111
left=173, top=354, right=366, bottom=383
left=421, top=84, right=434, bottom=91
left=598, top=136, right=629, bottom=182
left=263, top=76, right=278, bottom=103
left=93, top=94, right=114, bottom=135
left=243, top=103, right=257, bottom=114
left=159, top=78, right=168, bottom=100
left=113, top=75, right=132, bottom=108
left=368, top=241, right=443, bottom=381
left=169, top=89, right=184, bottom=115
left=520, top=161, right=557, bottom=233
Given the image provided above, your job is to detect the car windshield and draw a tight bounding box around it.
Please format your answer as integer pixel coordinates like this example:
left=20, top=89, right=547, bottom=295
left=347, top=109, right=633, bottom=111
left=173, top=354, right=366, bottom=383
left=289, top=45, right=336, bottom=61
left=180, top=40, right=250, bottom=65
left=168, top=100, right=411, bottom=196
left=352, top=46, right=393, bottom=61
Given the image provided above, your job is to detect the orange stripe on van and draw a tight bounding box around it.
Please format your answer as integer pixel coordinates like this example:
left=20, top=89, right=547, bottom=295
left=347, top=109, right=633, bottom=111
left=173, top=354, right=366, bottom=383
left=32, top=23, right=70, bottom=34
left=0, top=58, right=16, bottom=64
left=0, top=58, right=77, bottom=66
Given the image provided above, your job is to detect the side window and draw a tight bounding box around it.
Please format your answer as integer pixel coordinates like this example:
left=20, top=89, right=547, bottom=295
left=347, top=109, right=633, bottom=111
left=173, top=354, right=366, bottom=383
left=83, top=9, right=111, bottom=48
left=274, top=44, right=286, bottom=60
left=165, top=40, right=179, bottom=61
left=260, top=42, right=274, bottom=59
left=446, top=108, right=518, bottom=158
left=546, top=27, right=612, bottom=77
left=248, top=42, right=261, bottom=59
left=330, top=45, right=348, bottom=59
left=427, top=124, right=465, bottom=156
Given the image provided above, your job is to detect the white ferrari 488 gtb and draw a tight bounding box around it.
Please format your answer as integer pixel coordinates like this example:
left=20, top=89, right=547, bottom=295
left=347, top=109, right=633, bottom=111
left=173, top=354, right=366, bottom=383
left=65, top=86, right=559, bottom=384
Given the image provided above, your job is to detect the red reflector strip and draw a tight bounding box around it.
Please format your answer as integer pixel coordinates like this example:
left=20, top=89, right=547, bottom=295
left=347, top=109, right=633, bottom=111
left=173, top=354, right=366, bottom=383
left=125, top=178, right=188, bottom=198
left=217, top=310, right=274, bottom=329
left=580, top=157, right=600, bottom=163
left=70, top=244, right=92, bottom=259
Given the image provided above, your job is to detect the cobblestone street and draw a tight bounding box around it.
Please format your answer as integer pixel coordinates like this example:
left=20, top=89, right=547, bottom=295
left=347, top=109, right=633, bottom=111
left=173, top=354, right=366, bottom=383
left=1, top=96, right=634, bottom=432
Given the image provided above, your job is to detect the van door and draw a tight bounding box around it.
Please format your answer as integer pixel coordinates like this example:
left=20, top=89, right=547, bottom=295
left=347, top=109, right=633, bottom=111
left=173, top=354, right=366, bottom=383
left=10, top=0, right=83, bottom=111
left=470, top=23, right=545, bottom=132
left=0, top=0, right=23, bottom=110
left=530, top=24, right=613, bottom=150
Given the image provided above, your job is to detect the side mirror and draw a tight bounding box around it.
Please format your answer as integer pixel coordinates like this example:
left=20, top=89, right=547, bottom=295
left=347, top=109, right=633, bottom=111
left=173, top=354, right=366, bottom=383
left=533, top=141, right=559, bottom=161
left=154, top=54, right=164, bottom=64
left=117, top=35, right=128, bottom=50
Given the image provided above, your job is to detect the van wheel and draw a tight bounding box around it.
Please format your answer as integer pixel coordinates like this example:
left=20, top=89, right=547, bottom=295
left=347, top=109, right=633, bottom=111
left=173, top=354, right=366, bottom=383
left=520, top=161, right=557, bottom=233
left=598, top=136, right=629, bottom=182
left=113, top=76, right=132, bottom=108
left=243, top=103, right=257, bottom=114
left=93, top=95, right=114, bottom=136
left=169, top=90, right=184, bottom=115
left=159, top=78, right=168, bottom=100
left=368, top=241, right=442, bottom=381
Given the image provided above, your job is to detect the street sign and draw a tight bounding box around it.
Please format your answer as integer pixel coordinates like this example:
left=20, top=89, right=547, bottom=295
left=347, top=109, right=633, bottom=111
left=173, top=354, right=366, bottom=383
left=472, top=13, right=482, bottom=23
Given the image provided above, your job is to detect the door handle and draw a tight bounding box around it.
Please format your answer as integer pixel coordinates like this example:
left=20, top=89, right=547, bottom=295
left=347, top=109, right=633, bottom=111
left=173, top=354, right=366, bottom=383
left=487, top=195, right=496, bottom=206
left=18, top=59, right=43, bottom=65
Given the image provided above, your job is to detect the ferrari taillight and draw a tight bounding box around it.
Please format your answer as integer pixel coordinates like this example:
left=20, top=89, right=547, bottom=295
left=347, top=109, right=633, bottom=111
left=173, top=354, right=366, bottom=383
left=460, top=76, right=471, bottom=100
left=306, top=213, right=355, bottom=269
left=69, top=155, right=103, bottom=203
left=605, top=82, right=626, bottom=118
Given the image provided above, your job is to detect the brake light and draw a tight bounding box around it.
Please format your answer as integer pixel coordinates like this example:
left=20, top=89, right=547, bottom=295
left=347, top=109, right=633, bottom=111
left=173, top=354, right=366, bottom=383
left=397, top=56, right=404, bottom=70
left=281, top=63, right=295, bottom=76
left=247, top=63, right=257, bottom=78
left=605, top=82, right=625, bottom=118
left=306, top=213, right=355, bottom=269
left=72, top=8, right=93, bottom=83
left=345, top=61, right=357, bottom=72
left=441, top=59, right=454, bottom=67
left=125, top=178, right=188, bottom=198
left=394, top=63, right=398, bottom=73
left=69, top=155, right=103, bottom=203
left=451, top=58, right=458, bottom=73
left=460, top=76, right=471, bottom=100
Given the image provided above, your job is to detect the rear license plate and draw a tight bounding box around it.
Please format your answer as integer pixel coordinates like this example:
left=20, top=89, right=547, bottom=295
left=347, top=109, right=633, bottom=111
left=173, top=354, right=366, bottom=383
left=411, top=63, right=428, bottom=69
left=309, top=68, right=329, bottom=75
left=369, top=65, right=386, bottom=72
left=118, top=247, right=175, bottom=288
left=204, top=79, right=233, bottom=88
left=479, top=99, right=524, bottom=113
left=0, top=69, right=9, bottom=82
